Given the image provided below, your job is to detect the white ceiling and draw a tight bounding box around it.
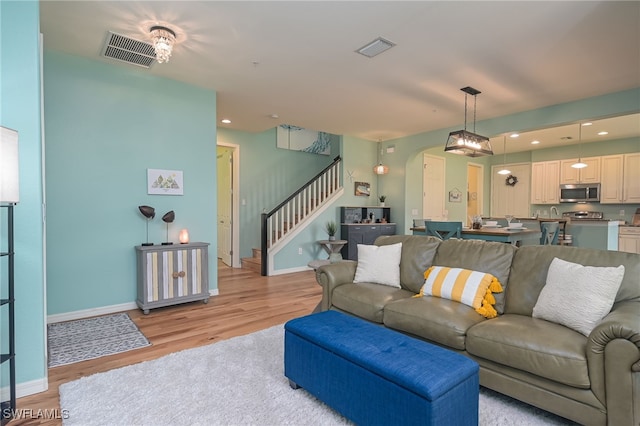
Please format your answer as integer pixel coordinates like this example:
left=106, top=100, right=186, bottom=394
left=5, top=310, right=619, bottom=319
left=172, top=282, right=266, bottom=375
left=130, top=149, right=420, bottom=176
left=39, top=1, right=640, bottom=150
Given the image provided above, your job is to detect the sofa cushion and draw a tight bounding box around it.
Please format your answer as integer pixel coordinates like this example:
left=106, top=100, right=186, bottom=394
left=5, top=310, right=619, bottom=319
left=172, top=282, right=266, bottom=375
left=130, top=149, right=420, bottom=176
left=532, top=258, right=625, bottom=336
left=332, top=283, right=414, bottom=323
left=383, top=297, right=486, bottom=350
left=420, top=266, right=503, bottom=319
left=354, top=242, right=402, bottom=288
left=432, top=239, right=515, bottom=314
left=466, top=314, right=590, bottom=389
left=375, top=235, right=441, bottom=294
left=506, top=245, right=640, bottom=316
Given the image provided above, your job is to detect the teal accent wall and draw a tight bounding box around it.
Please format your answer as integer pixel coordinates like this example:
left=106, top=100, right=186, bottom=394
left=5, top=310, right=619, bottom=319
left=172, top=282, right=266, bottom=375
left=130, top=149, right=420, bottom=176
left=44, top=51, right=217, bottom=315
left=0, top=0, right=47, bottom=386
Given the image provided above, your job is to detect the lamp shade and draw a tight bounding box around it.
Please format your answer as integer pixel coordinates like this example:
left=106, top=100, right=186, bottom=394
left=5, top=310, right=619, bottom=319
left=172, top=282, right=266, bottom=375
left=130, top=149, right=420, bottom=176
left=179, top=229, right=189, bottom=244
left=0, top=127, right=19, bottom=203
left=444, top=130, right=493, bottom=157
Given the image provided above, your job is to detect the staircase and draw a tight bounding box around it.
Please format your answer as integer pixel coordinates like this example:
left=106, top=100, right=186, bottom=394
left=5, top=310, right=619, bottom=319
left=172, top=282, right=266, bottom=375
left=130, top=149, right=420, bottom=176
left=241, top=156, right=343, bottom=275
left=241, top=248, right=262, bottom=273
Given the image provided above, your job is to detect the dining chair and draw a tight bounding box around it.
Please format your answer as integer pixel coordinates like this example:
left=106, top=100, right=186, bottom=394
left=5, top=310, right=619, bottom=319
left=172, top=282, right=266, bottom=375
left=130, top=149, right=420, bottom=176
left=540, top=221, right=560, bottom=245
left=412, top=219, right=430, bottom=228
left=424, top=221, right=462, bottom=240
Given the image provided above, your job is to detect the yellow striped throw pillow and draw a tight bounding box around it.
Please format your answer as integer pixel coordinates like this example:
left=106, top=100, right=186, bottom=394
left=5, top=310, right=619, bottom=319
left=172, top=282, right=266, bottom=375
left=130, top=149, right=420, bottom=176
left=420, top=266, right=503, bottom=318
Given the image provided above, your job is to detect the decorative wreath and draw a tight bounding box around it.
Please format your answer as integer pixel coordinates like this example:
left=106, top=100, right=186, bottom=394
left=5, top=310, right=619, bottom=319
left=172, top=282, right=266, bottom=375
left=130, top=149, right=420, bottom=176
left=505, top=174, right=518, bottom=186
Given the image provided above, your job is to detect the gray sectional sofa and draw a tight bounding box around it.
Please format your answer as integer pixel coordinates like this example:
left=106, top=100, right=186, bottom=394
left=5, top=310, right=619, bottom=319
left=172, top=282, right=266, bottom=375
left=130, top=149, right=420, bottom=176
left=315, top=235, right=640, bottom=426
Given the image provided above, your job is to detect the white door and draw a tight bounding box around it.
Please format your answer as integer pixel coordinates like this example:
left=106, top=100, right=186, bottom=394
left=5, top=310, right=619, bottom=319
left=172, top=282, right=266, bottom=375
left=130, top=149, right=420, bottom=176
left=467, top=163, right=483, bottom=224
left=423, top=154, right=446, bottom=220
left=217, top=147, right=233, bottom=266
left=491, top=163, right=531, bottom=218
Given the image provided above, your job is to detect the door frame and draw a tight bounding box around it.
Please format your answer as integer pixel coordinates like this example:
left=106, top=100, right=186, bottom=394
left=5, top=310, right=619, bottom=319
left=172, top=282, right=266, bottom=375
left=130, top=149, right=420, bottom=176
left=217, top=141, right=240, bottom=268
left=467, top=162, right=484, bottom=221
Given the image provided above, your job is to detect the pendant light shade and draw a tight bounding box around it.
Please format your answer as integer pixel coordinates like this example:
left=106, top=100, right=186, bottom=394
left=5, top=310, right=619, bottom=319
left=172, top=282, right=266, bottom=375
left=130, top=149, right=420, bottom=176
left=497, top=136, right=511, bottom=175
left=373, top=141, right=389, bottom=175
left=571, top=123, right=588, bottom=169
left=445, top=86, right=493, bottom=157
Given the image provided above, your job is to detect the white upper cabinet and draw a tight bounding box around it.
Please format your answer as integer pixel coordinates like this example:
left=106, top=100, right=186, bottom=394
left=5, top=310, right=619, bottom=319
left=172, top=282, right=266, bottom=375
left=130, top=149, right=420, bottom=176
left=559, top=157, right=601, bottom=184
left=601, top=153, right=640, bottom=204
left=531, top=161, right=559, bottom=204
left=623, top=153, right=640, bottom=203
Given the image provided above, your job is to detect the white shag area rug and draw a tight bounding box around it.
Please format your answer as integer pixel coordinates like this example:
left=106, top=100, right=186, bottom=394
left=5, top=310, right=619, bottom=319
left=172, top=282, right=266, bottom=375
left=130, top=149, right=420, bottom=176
left=60, top=324, right=576, bottom=426
left=48, top=313, right=150, bottom=368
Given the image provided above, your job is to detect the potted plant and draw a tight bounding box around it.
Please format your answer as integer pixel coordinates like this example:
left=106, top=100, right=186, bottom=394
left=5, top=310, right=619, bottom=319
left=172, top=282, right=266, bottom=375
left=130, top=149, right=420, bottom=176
left=325, top=220, right=337, bottom=241
left=379, top=195, right=386, bottom=207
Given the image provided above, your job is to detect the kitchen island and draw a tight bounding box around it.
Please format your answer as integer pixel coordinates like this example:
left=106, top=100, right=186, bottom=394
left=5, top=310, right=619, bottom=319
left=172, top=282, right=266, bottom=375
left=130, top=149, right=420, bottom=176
left=565, top=220, right=620, bottom=251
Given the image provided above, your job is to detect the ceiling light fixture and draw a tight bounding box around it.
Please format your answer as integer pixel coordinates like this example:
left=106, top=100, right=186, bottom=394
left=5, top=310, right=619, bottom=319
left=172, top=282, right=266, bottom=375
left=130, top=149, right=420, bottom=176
left=497, top=136, right=511, bottom=175
left=373, top=141, right=389, bottom=175
left=571, top=123, right=588, bottom=169
left=149, top=25, right=176, bottom=63
left=444, top=86, right=493, bottom=157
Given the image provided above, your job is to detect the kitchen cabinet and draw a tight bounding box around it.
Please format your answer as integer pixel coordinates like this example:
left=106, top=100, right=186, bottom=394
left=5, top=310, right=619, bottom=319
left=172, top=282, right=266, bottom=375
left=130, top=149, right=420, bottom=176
left=619, top=227, right=640, bottom=254
left=560, top=157, right=600, bottom=184
left=531, top=160, right=560, bottom=204
left=600, top=153, right=640, bottom=204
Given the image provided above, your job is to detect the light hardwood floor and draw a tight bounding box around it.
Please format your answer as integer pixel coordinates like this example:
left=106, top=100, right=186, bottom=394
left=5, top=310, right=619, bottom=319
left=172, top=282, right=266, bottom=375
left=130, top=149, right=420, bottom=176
left=12, top=263, right=321, bottom=426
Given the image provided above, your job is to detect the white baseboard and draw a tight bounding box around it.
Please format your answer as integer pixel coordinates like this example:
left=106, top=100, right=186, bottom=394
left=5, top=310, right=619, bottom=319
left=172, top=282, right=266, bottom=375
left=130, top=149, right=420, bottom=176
left=47, top=302, right=138, bottom=324
left=270, top=265, right=311, bottom=275
left=47, top=290, right=220, bottom=324
left=1, top=378, right=48, bottom=400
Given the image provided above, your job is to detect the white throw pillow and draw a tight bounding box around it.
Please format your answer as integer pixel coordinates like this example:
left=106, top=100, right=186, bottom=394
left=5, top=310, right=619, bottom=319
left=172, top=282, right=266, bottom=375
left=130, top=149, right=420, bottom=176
left=353, top=243, right=402, bottom=288
left=532, top=257, right=625, bottom=336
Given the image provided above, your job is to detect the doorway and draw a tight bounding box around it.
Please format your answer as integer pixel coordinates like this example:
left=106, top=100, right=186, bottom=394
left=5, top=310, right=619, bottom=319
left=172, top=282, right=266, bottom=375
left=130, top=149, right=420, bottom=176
left=422, top=154, right=446, bottom=220
left=216, top=143, right=240, bottom=267
left=467, top=163, right=484, bottom=224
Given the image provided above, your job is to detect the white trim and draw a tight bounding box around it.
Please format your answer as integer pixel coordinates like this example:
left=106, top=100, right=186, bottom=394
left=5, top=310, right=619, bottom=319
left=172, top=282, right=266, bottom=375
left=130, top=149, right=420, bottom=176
left=47, top=292, right=220, bottom=324
left=270, top=265, right=314, bottom=275
left=47, top=302, right=138, bottom=324
left=216, top=141, right=241, bottom=268
left=0, top=378, right=48, bottom=399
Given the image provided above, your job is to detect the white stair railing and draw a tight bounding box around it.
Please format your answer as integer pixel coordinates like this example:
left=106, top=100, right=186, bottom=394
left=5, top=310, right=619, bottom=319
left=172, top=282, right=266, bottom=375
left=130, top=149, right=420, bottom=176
left=261, top=156, right=342, bottom=275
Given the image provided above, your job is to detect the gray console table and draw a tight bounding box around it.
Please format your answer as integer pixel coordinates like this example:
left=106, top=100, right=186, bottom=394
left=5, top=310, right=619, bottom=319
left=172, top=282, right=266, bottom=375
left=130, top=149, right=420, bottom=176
left=135, top=242, right=210, bottom=314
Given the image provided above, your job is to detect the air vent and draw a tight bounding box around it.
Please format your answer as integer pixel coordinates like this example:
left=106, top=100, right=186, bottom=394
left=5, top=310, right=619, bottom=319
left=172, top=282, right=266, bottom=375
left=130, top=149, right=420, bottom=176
left=355, top=37, right=396, bottom=58
left=101, top=31, right=156, bottom=68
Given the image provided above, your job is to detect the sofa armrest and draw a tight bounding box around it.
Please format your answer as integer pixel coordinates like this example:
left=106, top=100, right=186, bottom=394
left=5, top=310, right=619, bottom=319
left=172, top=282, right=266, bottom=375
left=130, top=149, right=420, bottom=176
left=589, top=301, right=640, bottom=369
left=586, top=301, right=640, bottom=421
left=315, top=261, right=357, bottom=311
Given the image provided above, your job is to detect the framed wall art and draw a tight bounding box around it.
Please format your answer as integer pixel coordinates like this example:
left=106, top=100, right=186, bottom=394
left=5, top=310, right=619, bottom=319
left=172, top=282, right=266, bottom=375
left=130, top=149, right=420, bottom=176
left=147, top=169, right=184, bottom=195
left=354, top=181, right=370, bottom=197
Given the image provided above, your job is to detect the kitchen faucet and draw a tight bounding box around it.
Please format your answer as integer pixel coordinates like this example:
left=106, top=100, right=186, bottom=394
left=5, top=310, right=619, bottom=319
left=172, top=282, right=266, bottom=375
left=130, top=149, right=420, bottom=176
left=550, top=206, right=559, bottom=218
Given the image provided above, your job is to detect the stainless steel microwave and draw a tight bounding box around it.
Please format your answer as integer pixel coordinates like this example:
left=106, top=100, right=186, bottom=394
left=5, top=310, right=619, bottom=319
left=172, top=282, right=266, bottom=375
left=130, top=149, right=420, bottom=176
left=559, top=183, right=600, bottom=203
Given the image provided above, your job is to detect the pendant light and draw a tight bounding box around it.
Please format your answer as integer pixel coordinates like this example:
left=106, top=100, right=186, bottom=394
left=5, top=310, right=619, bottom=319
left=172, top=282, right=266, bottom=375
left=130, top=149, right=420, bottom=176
left=497, top=136, right=511, bottom=175
left=373, top=141, right=389, bottom=175
left=444, top=86, right=493, bottom=157
left=571, top=123, right=587, bottom=169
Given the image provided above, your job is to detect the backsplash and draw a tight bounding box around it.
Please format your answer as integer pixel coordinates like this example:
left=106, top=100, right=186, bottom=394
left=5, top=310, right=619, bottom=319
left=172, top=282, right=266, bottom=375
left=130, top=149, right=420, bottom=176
left=530, top=203, right=640, bottom=224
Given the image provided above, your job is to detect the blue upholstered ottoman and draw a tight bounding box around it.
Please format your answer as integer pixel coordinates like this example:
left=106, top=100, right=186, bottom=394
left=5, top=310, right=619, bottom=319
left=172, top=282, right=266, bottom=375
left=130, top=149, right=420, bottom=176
left=284, top=311, right=479, bottom=426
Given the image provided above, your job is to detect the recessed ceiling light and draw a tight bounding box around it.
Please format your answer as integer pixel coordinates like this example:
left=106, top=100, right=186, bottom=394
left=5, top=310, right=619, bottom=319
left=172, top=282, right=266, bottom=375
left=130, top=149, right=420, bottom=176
left=531, top=140, right=540, bottom=145
left=510, top=133, right=519, bottom=138
left=598, top=131, right=609, bottom=136
left=221, top=119, right=231, bottom=124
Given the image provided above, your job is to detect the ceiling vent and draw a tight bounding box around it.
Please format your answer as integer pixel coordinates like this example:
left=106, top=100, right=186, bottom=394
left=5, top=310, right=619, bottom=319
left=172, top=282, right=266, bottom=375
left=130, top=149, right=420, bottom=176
left=356, top=37, right=396, bottom=58
left=101, top=31, right=156, bottom=68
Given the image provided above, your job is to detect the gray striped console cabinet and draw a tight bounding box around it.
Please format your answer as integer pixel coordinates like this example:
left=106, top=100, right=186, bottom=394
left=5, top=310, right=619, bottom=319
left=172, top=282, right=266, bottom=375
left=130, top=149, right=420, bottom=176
left=135, top=242, right=210, bottom=314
